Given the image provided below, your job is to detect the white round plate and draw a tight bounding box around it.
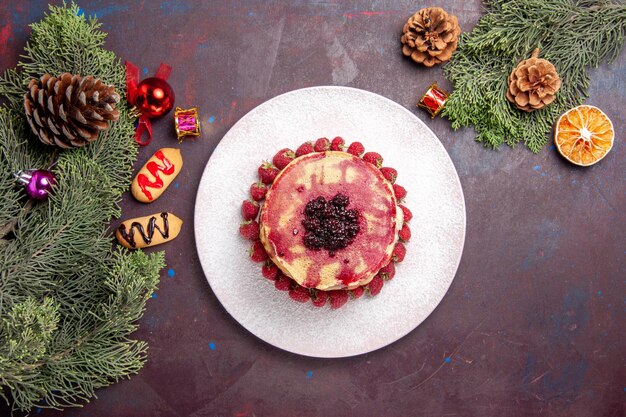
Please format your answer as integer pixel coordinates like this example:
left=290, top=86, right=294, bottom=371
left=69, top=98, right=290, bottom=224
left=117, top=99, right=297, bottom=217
left=195, top=87, right=465, bottom=358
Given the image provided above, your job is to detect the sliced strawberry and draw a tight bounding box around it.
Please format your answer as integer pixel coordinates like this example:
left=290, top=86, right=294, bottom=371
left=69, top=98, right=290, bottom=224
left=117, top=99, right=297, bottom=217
left=347, top=141, right=365, bottom=156
left=312, top=290, right=329, bottom=307
left=274, top=275, right=292, bottom=291
left=378, top=262, right=396, bottom=281
left=393, top=184, right=407, bottom=201
left=330, top=136, right=345, bottom=151
left=368, top=275, right=384, bottom=296
left=399, top=204, right=413, bottom=223
left=329, top=290, right=349, bottom=309
left=239, top=220, right=260, bottom=241
left=314, top=137, right=331, bottom=152
left=398, top=224, right=411, bottom=242
left=380, top=167, right=398, bottom=183
left=272, top=148, right=296, bottom=170
left=296, top=142, right=314, bottom=157
left=391, top=242, right=407, bottom=263
left=261, top=263, right=279, bottom=281
left=249, top=241, right=268, bottom=262
left=250, top=181, right=268, bottom=201
left=363, top=152, right=383, bottom=168
left=289, top=285, right=311, bottom=303
left=258, top=162, right=279, bottom=185
left=241, top=199, right=259, bottom=221
left=350, top=286, right=365, bottom=299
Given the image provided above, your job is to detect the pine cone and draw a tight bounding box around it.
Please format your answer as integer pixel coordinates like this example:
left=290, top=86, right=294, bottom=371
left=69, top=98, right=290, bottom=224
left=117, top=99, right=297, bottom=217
left=24, top=73, right=120, bottom=148
left=506, top=49, right=561, bottom=112
left=401, top=7, right=461, bottom=67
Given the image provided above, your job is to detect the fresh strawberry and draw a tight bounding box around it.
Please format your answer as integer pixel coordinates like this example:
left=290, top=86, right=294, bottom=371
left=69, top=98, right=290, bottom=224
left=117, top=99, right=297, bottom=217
left=330, top=136, right=345, bottom=151
left=363, top=152, right=383, bottom=168
left=398, top=224, right=411, bottom=242
left=329, top=290, right=349, bottom=309
left=368, top=275, right=384, bottom=296
left=296, top=142, right=314, bottom=157
left=347, top=141, right=365, bottom=156
left=378, top=262, right=396, bottom=281
left=239, top=220, right=260, bottom=241
left=261, top=263, right=279, bottom=281
left=350, top=286, right=365, bottom=299
left=250, top=181, right=268, bottom=201
left=289, top=285, right=311, bottom=303
left=258, top=162, right=279, bottom=184
left=314, top=137, right=331, bottom=152
left=241, top=200, right=259, bottom=221
left=249, top=241, right=268, bottom=262
left=380, top=167, right=398, bottom=183
left=393, top=184, right=407, bottom=201
left=391, top=242, right=407, bottom=263
left=399, top=204, right=412, bottom=223
left=272, top=148, right=296, bottom=170
left=274, top=275, right=292, bottom=291
left=312, top=290, right=329, bottom=307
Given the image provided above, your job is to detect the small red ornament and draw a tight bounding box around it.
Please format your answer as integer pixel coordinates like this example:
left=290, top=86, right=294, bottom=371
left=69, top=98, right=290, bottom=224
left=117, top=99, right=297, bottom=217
left=135, top=77, right=175, bottom=118
left=125, top=61, right=174, bottom=146
left=417, top=83, right=449, bottom=118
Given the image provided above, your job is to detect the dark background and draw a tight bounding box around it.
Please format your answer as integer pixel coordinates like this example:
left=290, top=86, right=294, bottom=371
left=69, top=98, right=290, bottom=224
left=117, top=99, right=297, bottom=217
left=1, top=1, right=624, bottom=416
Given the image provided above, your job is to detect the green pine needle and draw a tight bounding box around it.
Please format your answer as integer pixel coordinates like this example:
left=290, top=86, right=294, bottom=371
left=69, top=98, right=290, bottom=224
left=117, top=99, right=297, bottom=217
left=0, top=3, right=164, bottom=411
left=443, top=0, right=626, bottom=153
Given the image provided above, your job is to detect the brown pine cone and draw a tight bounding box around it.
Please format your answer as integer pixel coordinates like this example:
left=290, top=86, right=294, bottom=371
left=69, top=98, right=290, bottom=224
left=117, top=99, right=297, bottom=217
left=24, top=73, right=120, bottom=148
left=401, top=7, right=461, bottom=67
left=506, top=49, right=561, bottom=112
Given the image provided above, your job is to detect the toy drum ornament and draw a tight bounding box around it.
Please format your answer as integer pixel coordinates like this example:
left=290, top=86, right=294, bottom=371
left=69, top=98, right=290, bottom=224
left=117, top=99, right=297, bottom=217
left=174, top=107, right=201, bottom=142
left=417, top=83, right=449, bottom=118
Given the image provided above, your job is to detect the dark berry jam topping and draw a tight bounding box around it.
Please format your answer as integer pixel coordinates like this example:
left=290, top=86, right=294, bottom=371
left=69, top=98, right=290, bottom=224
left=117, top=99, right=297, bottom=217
left=301, top=193, right=360, bottom=256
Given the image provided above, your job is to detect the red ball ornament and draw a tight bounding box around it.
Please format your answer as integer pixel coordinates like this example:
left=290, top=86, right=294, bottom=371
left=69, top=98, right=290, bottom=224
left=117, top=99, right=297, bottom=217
left=134, top=77, right=175, bottom=118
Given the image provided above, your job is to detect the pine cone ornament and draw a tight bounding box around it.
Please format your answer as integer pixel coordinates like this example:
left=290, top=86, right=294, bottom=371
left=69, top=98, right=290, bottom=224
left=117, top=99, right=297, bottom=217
left=506, top=49, right=561, bottom=112
left=24, top=73, right=120, bottom=148
left=401, top=7, right=461, bottom=67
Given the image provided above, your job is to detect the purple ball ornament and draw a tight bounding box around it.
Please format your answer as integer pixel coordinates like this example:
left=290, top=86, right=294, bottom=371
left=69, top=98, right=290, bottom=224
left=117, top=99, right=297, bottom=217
left=15, top=169, right=56, bottom=200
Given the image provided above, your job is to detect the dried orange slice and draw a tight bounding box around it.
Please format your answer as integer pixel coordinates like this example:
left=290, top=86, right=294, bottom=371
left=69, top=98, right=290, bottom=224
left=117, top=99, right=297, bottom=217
left=554, top=105, right=614, bottom=166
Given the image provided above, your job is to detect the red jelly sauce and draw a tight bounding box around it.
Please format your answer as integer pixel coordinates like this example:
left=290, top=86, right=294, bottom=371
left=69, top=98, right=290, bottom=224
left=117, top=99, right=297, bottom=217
left=263, top=152, right=397, bottom=288
left=137, top=150, right=175, bottom=201
left=337, top=268, right=358, bottom=286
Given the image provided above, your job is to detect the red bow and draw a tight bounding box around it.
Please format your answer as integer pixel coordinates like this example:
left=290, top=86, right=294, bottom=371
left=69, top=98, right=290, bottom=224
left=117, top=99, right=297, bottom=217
left=125, top=61, right=172, bottom=146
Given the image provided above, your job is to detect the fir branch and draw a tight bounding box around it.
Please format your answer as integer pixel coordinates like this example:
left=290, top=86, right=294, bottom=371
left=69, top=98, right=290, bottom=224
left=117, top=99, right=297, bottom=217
left=443, top=0, right=626, bottom=153
left=0, top=109, right=48, bottom=235
left=3, top=251, right=163, bottom=410
left=0, top=70, right=28, bottom=109
left=0, top=3, right=163, bottom=412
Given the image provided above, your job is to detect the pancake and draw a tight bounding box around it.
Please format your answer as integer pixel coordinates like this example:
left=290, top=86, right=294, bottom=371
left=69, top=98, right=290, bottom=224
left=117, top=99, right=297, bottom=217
left=259, top=151, right=402, bottom=290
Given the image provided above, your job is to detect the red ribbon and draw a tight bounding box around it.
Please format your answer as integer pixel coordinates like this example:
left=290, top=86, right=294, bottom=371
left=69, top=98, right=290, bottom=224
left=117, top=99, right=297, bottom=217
left=125, top=61, right=172, bottom=146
